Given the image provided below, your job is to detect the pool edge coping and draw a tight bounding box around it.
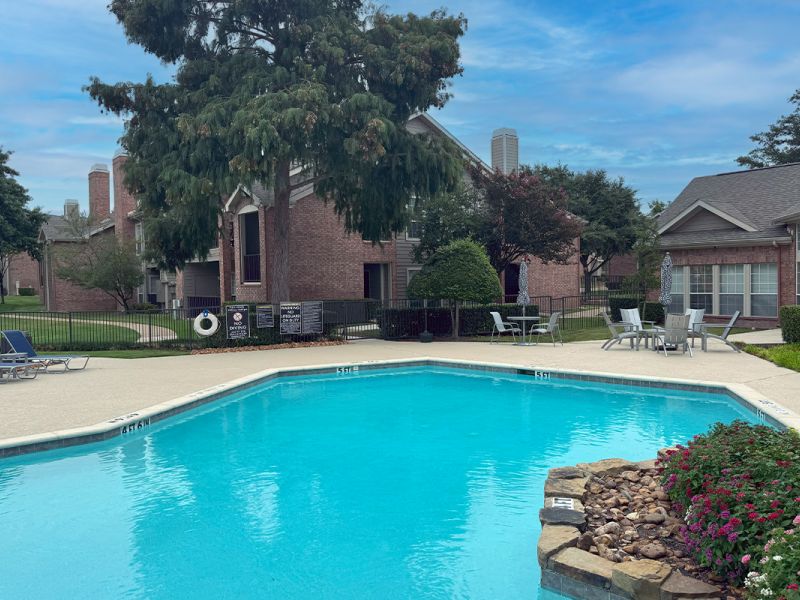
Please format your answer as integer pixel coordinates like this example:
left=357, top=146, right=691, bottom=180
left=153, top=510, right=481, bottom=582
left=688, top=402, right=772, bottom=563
left=1, top=357, right=798, bottom=459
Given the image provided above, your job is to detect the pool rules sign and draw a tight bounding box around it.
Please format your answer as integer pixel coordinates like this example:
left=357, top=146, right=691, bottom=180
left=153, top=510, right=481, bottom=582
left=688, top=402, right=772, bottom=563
left=225, top=304, right=250, bottom=340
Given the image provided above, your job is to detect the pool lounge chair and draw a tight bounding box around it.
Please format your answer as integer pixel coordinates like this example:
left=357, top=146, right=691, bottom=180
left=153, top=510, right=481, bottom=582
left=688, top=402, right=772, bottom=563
left=1, top=330, right=89, bottom=372
left=0, top=356, right=40, bottom=382
left=695, top=311, right=741, bottom=352
left=600, top=312, right=641, bottom=350
left=490, top=312, right=521, bottom=343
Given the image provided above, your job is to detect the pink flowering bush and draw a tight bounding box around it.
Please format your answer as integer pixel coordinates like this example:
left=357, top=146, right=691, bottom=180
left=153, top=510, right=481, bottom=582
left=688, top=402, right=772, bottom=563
left=744, top=523, right=800, bottom=600
left=659, top=421, right=800, bottom=583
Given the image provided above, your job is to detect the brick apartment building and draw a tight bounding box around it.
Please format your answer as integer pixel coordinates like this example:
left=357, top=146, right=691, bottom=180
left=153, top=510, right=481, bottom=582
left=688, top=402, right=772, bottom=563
left=38, top=152, right=176, bottom=312
left=28, top=113, right=580, bottom=313
left=657, top=162, right=800, bottom=328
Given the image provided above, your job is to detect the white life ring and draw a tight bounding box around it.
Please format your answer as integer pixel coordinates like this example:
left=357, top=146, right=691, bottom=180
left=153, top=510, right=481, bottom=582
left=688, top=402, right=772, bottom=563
left=193, top=312, right=220, bottom=336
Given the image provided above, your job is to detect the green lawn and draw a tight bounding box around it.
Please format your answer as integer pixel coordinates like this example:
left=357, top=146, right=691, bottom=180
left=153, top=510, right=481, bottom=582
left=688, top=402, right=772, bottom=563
left=83, top=349, right=191, bottom=359
left=743, top=344, right=800, bottom=372
left=75, top=311, right=196, bottom=339
left=0, top=314, right=139, bottom=347
left=0, top=295, right=44, bottom=312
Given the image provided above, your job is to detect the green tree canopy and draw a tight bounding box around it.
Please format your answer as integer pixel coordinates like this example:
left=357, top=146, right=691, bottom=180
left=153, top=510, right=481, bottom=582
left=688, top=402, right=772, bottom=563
left=407, top=239, right=502, bottom=304
left=533, top=165, right=640, bottom=291
left=737, top=89, right=800, bottom=168
left=87, top=0, right=466, bottom=302
left=413, top=166, right=581, bottom=274
left=0, top=148, right=46, bottom=303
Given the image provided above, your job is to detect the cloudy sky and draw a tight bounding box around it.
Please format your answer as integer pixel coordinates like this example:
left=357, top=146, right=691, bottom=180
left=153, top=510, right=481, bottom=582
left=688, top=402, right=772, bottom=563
left=2, top=0, right=800, bottom=214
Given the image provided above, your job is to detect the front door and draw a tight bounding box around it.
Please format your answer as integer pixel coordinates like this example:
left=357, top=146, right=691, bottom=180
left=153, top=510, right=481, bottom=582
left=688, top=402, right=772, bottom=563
left=364, top=263, right=390, bottom=301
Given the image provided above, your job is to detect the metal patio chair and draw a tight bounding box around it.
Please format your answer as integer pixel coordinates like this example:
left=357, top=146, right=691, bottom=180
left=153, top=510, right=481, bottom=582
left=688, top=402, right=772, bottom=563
left=489, top=312, right=521, bottom=343
left=530, top=312, right=563, bottom=346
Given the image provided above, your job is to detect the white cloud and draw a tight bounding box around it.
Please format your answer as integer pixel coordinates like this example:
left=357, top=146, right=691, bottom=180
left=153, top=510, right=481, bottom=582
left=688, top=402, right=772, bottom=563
left=69, top=115, right=125, bottom=127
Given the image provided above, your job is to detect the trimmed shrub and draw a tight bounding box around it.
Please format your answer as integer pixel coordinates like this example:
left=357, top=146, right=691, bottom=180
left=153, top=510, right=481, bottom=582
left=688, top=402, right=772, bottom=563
left=130, top=302, right=159, bottom=313
left=379, top=304, right=535, bottom=339
left=407, top=239, right=502, bottom=304
left=608, top=296, right=664, bottom=323
left=18, top=287, right=35, bottom=296
left=659, top=421, right=800, bottom=583
left=780, top=305, right=800, bottom=343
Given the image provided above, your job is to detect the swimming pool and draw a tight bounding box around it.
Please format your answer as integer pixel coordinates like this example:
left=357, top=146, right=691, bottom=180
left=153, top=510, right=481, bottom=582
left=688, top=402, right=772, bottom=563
left=0, top=366, right=761, bottom=599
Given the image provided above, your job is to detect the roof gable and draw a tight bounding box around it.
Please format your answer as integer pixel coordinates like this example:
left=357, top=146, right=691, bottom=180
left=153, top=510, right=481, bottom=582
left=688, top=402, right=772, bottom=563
left=658, top=200, right=757, bottom=235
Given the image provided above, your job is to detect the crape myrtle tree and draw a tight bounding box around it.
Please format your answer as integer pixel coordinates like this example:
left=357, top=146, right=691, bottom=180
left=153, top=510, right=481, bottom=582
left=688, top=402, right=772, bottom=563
left=0, top=148, right=46, bottom=303
left=87, top=0, right=467, bottom=302
left=413, top=165, right=582, bottom=274
left=737, top=89, right=800, bottom=168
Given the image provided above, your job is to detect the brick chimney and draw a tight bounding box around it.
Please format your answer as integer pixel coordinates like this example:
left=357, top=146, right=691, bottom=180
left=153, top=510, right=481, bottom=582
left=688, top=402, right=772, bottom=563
left=112, top=150, right=136, bottom=241
left=88, top=164, right=110, bottom=223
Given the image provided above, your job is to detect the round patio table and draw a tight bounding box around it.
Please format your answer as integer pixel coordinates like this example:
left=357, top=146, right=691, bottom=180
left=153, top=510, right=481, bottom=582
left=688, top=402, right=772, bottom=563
left=507, top=315, right=542, bottom=346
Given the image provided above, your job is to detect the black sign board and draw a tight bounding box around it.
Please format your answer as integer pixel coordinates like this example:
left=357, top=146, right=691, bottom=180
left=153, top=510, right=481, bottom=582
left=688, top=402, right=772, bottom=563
left=256, top=305, right=274, bottom=328
left=279, top=302, right=302, bottom=335
left=225, top=304, right=250, bottom=339
left=301, top=301, right=323, bottom=334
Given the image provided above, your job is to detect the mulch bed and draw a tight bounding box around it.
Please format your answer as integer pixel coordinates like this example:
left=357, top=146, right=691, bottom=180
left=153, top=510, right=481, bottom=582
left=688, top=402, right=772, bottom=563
left=190, top=340, right=347, bottom=354
left=583, top=464, right=744, bottom=599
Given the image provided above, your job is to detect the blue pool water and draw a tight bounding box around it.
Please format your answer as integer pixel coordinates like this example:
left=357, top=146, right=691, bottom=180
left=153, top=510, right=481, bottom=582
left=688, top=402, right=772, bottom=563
left=0, top=367, right=759, bottom=599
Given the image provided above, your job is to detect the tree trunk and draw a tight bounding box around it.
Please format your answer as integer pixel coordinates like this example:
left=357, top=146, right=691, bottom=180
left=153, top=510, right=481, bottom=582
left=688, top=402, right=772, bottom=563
left=271, top=161, right=291, bottom=303
left=583, top=266, right=593, bottom=298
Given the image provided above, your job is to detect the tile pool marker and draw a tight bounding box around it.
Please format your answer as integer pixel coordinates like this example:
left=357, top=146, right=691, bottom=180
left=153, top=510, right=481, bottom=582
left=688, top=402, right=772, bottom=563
left=1, top=357, right=798, bottom=459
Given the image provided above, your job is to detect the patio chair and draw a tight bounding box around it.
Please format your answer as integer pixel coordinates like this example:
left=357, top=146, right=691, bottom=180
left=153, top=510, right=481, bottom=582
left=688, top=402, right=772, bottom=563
left=620, top=308, right=654, bottom=349
left=686, top=308, right=706, bottom=348
left=489, top=312, right=521, bottom=343
left=530, top=312, right=563, bottom=346
left=653, top=314, right=693, bottom=357
left=600, top=312, right=641, bottom=350
left=1, top=330, right=90, bottom=372
left=695, top=311, right=741, bottom=352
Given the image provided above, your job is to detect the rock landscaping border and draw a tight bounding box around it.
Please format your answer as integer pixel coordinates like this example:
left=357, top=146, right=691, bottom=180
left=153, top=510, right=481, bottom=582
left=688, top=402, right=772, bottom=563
left=538, top=457, right=721, bottom=600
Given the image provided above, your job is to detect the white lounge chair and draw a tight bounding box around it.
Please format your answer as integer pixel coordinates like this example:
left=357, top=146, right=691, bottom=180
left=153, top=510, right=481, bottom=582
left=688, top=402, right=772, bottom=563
left=653, top=314, right=693, bottom=357
left=695, top=311, right=741, bottom=352
left=620, top=308, right=655, bottom=349
left=600, top=312, right=641, bottom=350
left=490, top=312, right=521, bottom=343
left=530, top=312, right=563, bottom=346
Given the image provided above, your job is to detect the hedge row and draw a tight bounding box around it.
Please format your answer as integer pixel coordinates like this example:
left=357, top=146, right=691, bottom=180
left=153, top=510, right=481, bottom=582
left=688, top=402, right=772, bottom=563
left=780, top=305, right=800, bottom=343
left=379, top=303, right=537, bottom=338
left=608, top=296, right=665, bottom=324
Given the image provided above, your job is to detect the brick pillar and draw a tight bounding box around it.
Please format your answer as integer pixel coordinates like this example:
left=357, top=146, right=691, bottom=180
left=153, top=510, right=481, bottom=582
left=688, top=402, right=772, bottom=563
left=112, top=150, right=137, bottom=241
left=88, top=164, right=110, bottom=223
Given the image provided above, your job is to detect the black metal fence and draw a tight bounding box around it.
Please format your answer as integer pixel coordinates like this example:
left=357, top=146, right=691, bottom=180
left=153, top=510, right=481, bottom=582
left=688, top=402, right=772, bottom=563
left=0, top=293, right=640, bottom=350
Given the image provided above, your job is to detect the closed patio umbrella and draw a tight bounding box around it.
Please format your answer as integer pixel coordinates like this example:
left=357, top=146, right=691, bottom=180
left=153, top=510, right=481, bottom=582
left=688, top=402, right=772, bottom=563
left=658, top=252, right=673, bottom=310
left=517, top=257, right=531, bottom=317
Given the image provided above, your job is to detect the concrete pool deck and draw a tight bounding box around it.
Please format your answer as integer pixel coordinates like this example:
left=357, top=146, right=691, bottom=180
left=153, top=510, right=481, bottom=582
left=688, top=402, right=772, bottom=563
left=1, top=338, right=799, bottom=447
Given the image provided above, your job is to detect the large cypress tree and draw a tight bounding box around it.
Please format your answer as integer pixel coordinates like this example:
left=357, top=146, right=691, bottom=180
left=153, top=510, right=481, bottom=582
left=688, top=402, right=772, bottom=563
left=87, top=1, right=466, bottom=301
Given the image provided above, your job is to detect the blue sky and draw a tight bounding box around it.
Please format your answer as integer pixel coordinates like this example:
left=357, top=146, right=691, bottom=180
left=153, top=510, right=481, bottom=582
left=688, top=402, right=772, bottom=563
left=2, top=0, right=800, bottom=214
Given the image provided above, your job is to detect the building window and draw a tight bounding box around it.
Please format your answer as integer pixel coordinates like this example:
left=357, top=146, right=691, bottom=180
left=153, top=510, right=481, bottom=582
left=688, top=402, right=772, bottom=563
left=719, top=264, right=744, bottom=316
left=670, top=267, right=684, bottom=313
left=407, top=267, right=422, bottom=286
left=406, top=220, right=422, bottom=241
left=689, top=265, right=713, bottom=313
left=134, top=222, right=145, bottom=256
left=240, top=210, right=261, bottom=283
left=750, top=263, right=777, bottom=317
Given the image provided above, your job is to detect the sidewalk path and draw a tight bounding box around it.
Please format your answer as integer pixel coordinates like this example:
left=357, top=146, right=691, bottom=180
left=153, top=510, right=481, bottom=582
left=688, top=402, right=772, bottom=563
left=729, top=328, right=783, bottom=345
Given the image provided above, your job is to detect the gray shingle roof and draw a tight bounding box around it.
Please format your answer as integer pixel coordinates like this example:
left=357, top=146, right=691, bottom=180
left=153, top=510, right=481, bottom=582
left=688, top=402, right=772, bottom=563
left=658, top=162, right=800, bottom=248
left=40, top=214, right=115, bottom=242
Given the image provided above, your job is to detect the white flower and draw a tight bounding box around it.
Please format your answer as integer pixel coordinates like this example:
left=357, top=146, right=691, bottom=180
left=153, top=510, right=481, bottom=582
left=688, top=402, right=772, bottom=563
left=772, top=555, right=782, bottom=561
left=760, top=588, right=773, bottom=596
